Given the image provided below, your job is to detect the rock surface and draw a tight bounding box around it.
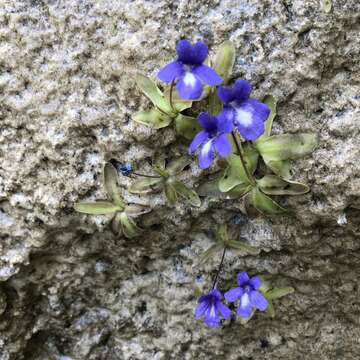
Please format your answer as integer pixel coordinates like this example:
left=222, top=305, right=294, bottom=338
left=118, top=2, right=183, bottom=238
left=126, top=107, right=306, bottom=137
left=0, top=0, right=360, bottom=359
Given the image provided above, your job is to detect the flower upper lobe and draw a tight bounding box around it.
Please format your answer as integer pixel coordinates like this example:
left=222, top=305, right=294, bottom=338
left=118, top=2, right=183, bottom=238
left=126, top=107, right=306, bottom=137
left=189, top=112, right=233, bottom=169
left=218, top=80, right=270, bottom=141
left=195, top=289, right=231, bottom=327
left=224, top=272, right=268, bottom=318
left=158, top=39, right=223, bottom=100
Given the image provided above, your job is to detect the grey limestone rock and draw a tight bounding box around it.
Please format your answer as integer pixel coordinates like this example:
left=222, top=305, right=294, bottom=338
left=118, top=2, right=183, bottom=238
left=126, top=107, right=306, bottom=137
left=0, top=0, right=359, bottom=359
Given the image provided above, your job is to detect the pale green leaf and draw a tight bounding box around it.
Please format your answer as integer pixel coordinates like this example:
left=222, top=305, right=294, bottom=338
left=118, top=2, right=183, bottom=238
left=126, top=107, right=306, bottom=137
left=167, top=156, right=192, bottom=175
left=164, top=183, right=178, bottom=206
left=196, top=178, right=222, bottom=197
left=266, top=300, right=275, bottom=318
left=321, top=0, right=332, bottom=13
left=256, top=95, right=278, bottom=142
left=216, top=224, right=228, bottom=244
left=74, top=201, right=121, bottom=215
left=164, top=87, right=192, bottom=112
left=170, top=178, right=201, bottom=207
left=213, top=40, right=235, bottom=84
left=226, top=183, right=253, bottom=199
left=175, top=114, right=201, bottom=140
left=266, top=287, right=294, bottom=300
left=219, top=153, right=253, bottom=192
left=198, top=244, right=223, bottom=266
left=103, top=163, right=124, bottom=208
left=257, top=175, right=310, bottom=196
left=226, top=239, right=259, bottom=255
left=132, top=108, right=172, bottom=129
left=129, top=177, right=163, bottom=194
left=125, top=204, right=151, bottom=217
left=256, top=133, right=318, bottom=161
left=265, top=159, right=292, bottom=180
left=135, top=74, right=173, bottom=114
left=259, top=280, right=272, bottom=293
left=208, top=90, right=223, bottom=116
left=120, top=212, right=142, bottom=238
left=249, top=187, right=287, bottom=215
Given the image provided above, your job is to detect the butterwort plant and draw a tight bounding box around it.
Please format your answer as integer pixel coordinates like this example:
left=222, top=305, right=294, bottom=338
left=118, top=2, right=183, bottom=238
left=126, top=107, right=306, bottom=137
left=158, top=39, right=223, bottom=100
left=194, top=225, right=294, bottom=327
left=195, top=225, right=294, bottom=328
left=75, top=39, right=316, bottom=329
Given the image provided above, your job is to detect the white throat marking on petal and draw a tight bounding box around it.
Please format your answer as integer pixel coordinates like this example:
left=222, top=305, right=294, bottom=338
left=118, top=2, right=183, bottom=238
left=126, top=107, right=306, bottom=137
left=183, top=72, right=197, bottom=88
left=209, top=304, right=216, bottom=318
left=235, top=108, right=253, bottom=127
left=241, top=293, right=250, bottom=308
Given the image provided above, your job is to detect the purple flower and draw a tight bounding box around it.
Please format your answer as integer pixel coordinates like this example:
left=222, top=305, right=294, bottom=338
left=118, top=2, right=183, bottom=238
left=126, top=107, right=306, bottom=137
left=118, top=163, right=133, bottom=176
left=158, top=39, right=223, bottom=100
left=195, top=289, right=231, bottom=327
left=189, top=112, right=233, bottom=169
left=218, top=80, right=270, bottom=141
left=224, top=272, right=268, bottom=318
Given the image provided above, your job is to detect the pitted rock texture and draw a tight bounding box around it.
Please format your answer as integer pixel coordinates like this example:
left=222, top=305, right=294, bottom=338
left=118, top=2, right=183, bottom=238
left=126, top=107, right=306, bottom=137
left=0, top=0, right=360, bottom=359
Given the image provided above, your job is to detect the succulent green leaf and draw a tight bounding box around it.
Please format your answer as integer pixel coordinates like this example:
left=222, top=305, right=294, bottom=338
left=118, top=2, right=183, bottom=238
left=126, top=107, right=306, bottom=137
left=129, top=177, right=163, bottom=194
left=249, top=187, right=287, bottom=214
left=170, top=178, right=201, bottom=207
left=198, top=244, right=223, bottom=266
left=213, top=40, right=235, bottom=84
left=226, top=183, right=253, bottom=199
left=266, top=300, right=275, bottom=318
left=321, top=0, right=332, bottom=13
left=74, top=201, right=122, bottom=215
left=259, top=280, right=272, bottom=293
left=125, top=204, right=151, bottom=217
left=135, top=74, right=173, bottom=114
left=167, top=156, right=192, bottom=175
left=103, top=163, right=124, bottom=208
left=256, top=133, right=318, bottom=161
left=175, top=114, right=201, bottom=140
left=226, top=239, right=259, bottom=255
left=265, top=287, right=294, bottom=300
left=153, top=166, right=169, bottom=178
left=132, top=108, right=172, bottom=129
left=164, top=183, right=178, bottom=206
left=120, top=212, right=142, bottom=238
left=216, top=224, right=228, bottom=245
left=111, top=212, right=122, bottom=234
left=257, top=175, right=310, bottom=196
left=219, top=151, right=256, bottom=192
left=208, top=90, right=223, bottom=116
left=164, top=87, right=192, bottom=112
left=196, top=178, right=222, bottom=197
left=265, top=159, right=292, bottom=180
left=152, top=155, right=166, bottom=171
left=256, top=95, right=278, bottom=142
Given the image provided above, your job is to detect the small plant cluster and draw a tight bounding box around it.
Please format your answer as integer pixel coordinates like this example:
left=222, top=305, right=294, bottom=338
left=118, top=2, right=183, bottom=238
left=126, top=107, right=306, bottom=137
left=195, top=224, right=294, bottom=327
left=75, top=39, right=317, bottom=327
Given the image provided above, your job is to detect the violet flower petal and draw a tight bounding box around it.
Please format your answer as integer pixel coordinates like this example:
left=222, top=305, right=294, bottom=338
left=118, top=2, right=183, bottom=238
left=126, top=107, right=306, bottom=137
left=250, top=290, right=269, bottom=311
left=249, top=276, right=262, bottom=290
left=157, top=60, right=184, bottom=83
left=198, top=140, right=214, bottom=169
left=224, top=287, right=244, bottom=302
left=237, top=272, right=250, bottom=286
left=214, top=133, right=232, bottom=158
left=193, top=64, right=223, bottom=86
left=176, top=73, right=202, bottom=100
left=237, top=293, right=253, bottom=318
left=189, top=130, right=208, bottom=154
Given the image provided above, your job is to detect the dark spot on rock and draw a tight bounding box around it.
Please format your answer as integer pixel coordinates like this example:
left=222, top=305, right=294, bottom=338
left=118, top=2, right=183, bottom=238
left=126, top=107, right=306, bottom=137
left=260, top=339, right=269, bottom=349
left=136, top=301, right=147, bottom=315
